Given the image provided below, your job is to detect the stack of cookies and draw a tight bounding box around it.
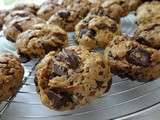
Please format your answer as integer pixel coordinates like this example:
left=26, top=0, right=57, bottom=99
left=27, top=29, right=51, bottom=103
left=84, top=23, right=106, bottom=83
left=0, top=0, right=160, bottom=111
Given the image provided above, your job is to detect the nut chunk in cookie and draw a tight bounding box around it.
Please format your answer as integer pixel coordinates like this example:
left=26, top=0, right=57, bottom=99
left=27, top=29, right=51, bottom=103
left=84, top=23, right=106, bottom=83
left=104, top=35, right=160, bottom=81
left=35, top=46, right=111, bottom=110
left=3, top=10, right=44, bottom=42
left=0, top=53, right=24, bottom=102
left=47, top=0, right=92, bottom=32
left=75, top=14, right=120, bottom=49
left=16, top=23, right=68, bottom=59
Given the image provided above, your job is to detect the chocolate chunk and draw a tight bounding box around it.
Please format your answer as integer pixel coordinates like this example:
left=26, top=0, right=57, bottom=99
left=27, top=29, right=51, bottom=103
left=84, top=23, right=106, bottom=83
left=53, top=64, right=67, bottom=76
left=46, top=90, right=64, bottom=109
left=80, top=29, right=96, bottom=38
left=136, top=36, right=150, bottom=46
left=86, top=29, right=97, bottom=38
left=62, top=49, right=79, bottom=69
left=96, top=81, right=104, bottom=88
left=46, top=89, right=72, bottom=109
left=14, top=23, right=23, bottom=32
left=126, top=47, right=150, bottom=67
left=57, top=10, right=70, bottom=18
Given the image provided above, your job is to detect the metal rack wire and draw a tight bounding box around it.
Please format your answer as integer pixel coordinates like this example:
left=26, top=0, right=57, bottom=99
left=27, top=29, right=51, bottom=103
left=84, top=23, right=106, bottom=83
left=0, top=13, right=160, bottom=120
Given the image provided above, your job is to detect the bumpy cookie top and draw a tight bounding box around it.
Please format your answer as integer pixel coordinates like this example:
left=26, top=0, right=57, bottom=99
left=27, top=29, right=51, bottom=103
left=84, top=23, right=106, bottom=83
left=76, top=14, right=120, bottom=49
left=36, top=46, right=111, bottom=110
left=105, top=35, right=160, bottom=81
left=16, top=23, right=68, bottom=59
left=3, top=10, right=44, bottom=42
left=0, top=53, right=24, bottom=102
left=136, top=1, right=160, bottom=25
left=48, top=0, right=92, bottom=32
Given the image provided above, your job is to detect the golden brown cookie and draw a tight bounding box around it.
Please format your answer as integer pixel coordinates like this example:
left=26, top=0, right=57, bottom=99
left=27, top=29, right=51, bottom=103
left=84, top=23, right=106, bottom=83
left=35, top=46, right=111, bottom=110
left=75, top=14, right=120, bottom=49
left=48, top=0, right=92, bottom=32
left=16, top=23, right=68, bottom=59
left=3, top=10, right=44, bottom=42
left=104, top=35, right=160, bottom=81
left=0, top=53, right=24, bottom=102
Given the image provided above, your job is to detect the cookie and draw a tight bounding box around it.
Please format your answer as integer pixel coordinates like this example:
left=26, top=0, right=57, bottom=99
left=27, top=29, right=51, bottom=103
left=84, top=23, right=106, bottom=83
left=3, top=10, right=44, bottom=42
left=35, top=46, right=111, bottom=110
left=0, top=53, right=24, bottom=102
left=75, top=14, right=120, bottom=49
left=12, top=3, right=39, bottom=15
left=104, top=35, right=160, bottom=81
left=136, top=1, right=160, bottom=25
left=135, top=22, right=160, bottom=49
left=37, top=0, right=63, bottom=20
left=91, top=0, right=142, bottom=22
left=16, top=23, right=67, bottom=59
left=47, top=0, right=92, bottom=32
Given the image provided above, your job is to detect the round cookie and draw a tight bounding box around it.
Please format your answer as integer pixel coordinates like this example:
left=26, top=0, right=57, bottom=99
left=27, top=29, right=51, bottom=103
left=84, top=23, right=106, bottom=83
left=135, top=22, right=160, bottom=49
left=0, top=53, right=24, bottom=102
left=37, top=0, right=63, bottom=20
left=3, top=10, right=44, bottom=42
left=12, top=3, right=39, bottom=15
left=16, top=23, right=68, bottom=59
left=136, top=1, right=160, bottom=25
left=104, top=35, right=160, bottom=81
left=35, top=46, right=111, bottom=110
left=75, top=14, right=120, bottom=49
left=47, top=0, right=92, bottom=32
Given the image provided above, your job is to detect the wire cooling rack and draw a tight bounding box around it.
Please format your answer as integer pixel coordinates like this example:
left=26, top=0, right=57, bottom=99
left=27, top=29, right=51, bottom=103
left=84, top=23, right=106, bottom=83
left=1, top=13, right=160, bottom=120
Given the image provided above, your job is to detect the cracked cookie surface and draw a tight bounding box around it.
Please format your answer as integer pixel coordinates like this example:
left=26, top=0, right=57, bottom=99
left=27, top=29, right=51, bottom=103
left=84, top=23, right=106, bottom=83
left=3, top=10, right=44, bottom=42
left=16, top=23, right=68, bottom=59
left=36, top=46, right=111, bottom=110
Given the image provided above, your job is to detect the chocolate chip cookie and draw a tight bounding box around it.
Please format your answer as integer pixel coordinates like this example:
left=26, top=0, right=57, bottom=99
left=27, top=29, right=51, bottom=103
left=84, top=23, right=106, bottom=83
left=0, top=53, right=24, bottom=102
left=47, top=0, right=92, bottom=32
left=16, top=23, right=67, bottom=59
left=136, top=1, right=160, bottom=25
left=135, top=22, right=160, bottom=49
left=75, top=14, right=120, bottom=49
left=104, top=35, right=160, bottom=81
left=91, top=0, right=142, bottom=22
left=3, top=10, right=44, bottom=42
left=35, top=46, right=112, bottom=110
left=37, top=0, right=63, bottom=20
